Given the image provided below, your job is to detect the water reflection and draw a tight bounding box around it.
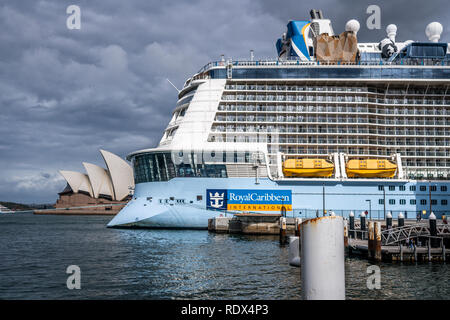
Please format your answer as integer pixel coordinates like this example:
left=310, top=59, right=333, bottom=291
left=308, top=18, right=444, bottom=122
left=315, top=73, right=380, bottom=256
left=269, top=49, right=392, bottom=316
left=0, top=213, right=448, bottom=299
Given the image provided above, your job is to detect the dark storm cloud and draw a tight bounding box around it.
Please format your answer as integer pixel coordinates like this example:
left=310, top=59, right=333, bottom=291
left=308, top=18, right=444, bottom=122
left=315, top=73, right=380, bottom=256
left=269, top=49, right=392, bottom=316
left=0, top=0, right=448, bottom=203
left=259, top=0, right=450, bottom=42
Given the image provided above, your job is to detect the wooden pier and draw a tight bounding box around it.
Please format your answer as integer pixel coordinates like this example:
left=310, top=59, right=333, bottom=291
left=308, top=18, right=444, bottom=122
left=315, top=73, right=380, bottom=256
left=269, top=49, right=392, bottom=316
left=348, top=238, right=449, bottom=262
left=346, top=219, right=450, bottom=262
left=210, top=213, right=450, bottom=263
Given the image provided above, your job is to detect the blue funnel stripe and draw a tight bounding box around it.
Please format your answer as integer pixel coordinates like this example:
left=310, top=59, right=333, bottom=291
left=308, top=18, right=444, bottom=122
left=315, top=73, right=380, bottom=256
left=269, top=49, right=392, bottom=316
left=286, top=21, right=311, bottom=60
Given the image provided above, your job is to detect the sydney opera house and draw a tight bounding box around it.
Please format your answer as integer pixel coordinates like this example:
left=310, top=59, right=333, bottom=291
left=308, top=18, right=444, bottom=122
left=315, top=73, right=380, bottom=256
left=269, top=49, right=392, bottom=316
left=53, top=149, right=134, bottom=214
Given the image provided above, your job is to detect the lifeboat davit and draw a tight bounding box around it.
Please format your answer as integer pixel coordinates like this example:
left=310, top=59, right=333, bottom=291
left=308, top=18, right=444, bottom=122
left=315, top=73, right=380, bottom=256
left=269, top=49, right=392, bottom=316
left=346, top=159, right=397, bottom=178
left=283, top=158, right=334, bottom=178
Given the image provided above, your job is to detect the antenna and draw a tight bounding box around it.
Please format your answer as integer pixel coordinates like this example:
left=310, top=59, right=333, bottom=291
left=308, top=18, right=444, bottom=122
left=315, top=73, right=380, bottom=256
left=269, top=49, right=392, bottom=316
left=166, top=79, right=180, bottom=93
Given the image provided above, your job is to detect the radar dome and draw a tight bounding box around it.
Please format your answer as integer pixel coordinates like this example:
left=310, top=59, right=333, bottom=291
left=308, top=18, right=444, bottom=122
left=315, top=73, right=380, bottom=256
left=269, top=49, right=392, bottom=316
left=345, top=19, right=360, bottom=34
left=425, top=22, right=443, bottom=42
left=386, top=24, right=397, bottom=42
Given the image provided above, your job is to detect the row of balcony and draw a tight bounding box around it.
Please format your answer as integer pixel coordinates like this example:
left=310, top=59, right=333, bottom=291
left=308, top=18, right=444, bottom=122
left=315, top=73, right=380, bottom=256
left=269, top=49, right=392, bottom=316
left=223, top=84, right=446, bottom=96
left=208, top=134, right=450, bottom=151
left=217, top=104, right=450, bottom=115
left=214, top=116, right=450, bottom=126
left=210, top=125, right=450, bottom=136
left=221, top=94, right=450, bottom=105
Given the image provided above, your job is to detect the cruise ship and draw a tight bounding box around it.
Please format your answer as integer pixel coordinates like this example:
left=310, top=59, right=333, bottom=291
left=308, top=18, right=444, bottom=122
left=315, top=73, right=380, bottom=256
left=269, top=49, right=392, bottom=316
left=108, top=10, right=450, bottom=228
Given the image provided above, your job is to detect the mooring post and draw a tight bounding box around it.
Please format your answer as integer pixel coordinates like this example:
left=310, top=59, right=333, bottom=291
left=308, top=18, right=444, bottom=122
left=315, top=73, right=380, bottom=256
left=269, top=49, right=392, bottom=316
left=280, top=217, right=287, bottom=245
left=386, top=211, right=392, bottom=229
left=429, top=212, right=438, bottom=248
left=398, top=212, right=405, bottom=227
left=294, top=217, right=302, bottom=237
left=374, top=221, right=382, bottom=261
left=349, top=211, right=355, bottom=238
left=360, top=212, right=366, bottom=240
left=288, top=236, right=300, bottom=267
left=442, top=240, right=446, bottom=262
left=300, top=216, right=345, bottom=300
left=368, top=220, right=374, bottom=260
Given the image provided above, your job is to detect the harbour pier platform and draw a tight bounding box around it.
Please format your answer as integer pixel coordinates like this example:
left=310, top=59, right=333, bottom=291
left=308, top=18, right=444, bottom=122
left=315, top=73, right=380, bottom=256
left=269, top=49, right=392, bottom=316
left=208, top=213, right=298, bottom=235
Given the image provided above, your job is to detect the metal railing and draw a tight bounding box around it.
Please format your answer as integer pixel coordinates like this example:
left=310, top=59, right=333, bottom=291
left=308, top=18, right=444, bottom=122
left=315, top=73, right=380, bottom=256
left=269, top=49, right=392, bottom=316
left=198, top=58, right=450, bottom=73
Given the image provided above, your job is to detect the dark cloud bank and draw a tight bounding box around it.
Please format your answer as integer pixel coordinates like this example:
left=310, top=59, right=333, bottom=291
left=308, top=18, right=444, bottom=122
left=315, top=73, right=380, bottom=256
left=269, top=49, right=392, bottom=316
left=0, top=0, right=448, bottom=203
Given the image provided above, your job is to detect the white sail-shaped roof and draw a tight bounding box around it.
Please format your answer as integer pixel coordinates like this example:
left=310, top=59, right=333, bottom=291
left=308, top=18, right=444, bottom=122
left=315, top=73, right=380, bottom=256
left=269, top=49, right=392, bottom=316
left=100, top=149, right=134, bottom=201
left=59, top=170, right=94, bottom=197
left=82, top=162, right=114, bottom=199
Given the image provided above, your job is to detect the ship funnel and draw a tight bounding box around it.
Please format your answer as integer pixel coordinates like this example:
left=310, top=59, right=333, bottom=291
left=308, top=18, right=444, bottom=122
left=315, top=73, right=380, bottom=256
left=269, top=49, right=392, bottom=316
left=310, top=9, right=324, bottom=19
left=425, top=22, right=443, bottom=42
left=386, top=24, right=397, bottom=42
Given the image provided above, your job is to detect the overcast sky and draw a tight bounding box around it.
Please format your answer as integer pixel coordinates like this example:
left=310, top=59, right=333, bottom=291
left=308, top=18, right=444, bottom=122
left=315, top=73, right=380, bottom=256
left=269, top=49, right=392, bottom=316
left=0, top=0, right=449, bottom=203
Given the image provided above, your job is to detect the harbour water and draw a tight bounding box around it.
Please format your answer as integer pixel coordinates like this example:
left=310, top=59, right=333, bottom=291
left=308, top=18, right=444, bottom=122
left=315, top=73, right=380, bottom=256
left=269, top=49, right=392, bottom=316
left=0, top=212, right=448, bottom=300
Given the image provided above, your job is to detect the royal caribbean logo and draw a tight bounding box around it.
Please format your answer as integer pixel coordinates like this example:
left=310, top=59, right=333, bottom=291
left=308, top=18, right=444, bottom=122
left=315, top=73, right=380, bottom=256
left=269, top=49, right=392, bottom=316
left=206, top=189, right=227, bottom=211
left=206, top=189, right=292, bottom=212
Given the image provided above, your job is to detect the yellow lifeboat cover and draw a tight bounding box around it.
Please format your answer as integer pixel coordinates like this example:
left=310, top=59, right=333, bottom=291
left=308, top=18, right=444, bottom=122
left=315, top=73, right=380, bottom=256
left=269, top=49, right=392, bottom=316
left=346, top=159, right=397, bottom=178
left=283, top=158, right=334, bottom=178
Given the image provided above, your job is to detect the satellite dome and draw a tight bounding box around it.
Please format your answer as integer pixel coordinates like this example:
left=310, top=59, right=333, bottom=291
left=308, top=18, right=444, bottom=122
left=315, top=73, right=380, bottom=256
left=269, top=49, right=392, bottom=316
left=386, top=24, right=397, bottom=41
left=345, top=19, right=360, bottom=34
left=425, top=22, right=443, bottom=42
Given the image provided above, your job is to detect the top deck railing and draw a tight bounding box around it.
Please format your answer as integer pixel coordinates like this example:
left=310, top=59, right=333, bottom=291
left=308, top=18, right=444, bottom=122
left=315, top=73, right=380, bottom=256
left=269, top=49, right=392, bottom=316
left=197, top=58, right=450, bottom=74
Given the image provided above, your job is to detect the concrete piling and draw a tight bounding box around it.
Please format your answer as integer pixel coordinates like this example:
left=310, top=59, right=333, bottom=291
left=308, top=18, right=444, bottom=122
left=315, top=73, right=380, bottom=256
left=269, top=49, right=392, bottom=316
left=288, top=236, right=300, bottom=267
left=300, top=216, right=345, bottom=300
left=279, top=217, right=287, bottom=245
left=349, top=211, right=355, bottom=238
left=386, top=211, right=392, bottom=229
left=398, top=212, right=405, bottom=227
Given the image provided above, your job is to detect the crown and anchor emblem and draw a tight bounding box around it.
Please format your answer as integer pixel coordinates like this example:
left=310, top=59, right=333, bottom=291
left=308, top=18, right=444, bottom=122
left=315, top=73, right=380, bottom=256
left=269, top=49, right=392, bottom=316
left=209, top=192, right=225, bottom=208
